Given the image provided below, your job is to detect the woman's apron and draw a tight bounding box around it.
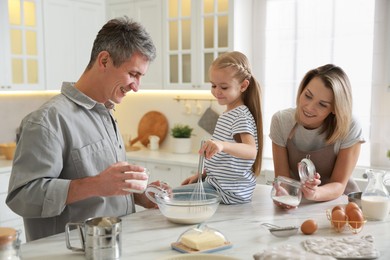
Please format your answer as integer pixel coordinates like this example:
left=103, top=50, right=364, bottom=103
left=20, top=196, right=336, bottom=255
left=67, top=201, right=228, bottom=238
left=286, top=124, right=359, bottom=194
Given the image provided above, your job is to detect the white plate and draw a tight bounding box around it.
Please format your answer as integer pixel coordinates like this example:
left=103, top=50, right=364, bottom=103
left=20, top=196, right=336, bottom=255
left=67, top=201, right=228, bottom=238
left=159, top=254, right=239, bottom=260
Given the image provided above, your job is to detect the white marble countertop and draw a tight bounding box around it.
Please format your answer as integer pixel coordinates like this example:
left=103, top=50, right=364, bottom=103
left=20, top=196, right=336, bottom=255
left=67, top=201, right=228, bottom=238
left=126, top=148, right=199, bottom=168
left=0, top=149, right=199, bottom=174
left=125, top=148, right=276, bottom=171
left=20, top=184, right=390, bottom=260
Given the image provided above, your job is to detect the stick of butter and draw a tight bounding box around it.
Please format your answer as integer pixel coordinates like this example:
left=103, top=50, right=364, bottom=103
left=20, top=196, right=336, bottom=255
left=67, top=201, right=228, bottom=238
left=180, top=230, right=226, bottom=251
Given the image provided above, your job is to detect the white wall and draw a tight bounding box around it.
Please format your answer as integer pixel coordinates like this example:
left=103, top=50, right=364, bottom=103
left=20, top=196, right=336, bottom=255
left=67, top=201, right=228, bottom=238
left=370, top=0, right=390, bottom=168
left=252, top=0, right=390, bottom=169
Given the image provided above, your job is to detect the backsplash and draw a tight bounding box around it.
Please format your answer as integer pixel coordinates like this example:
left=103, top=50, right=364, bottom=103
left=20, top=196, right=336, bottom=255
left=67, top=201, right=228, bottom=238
left=0, top=92, right=56, bottom=143
left=113, top=90, right=223, bottom=153
left=0, top=90, right=223, bottom=153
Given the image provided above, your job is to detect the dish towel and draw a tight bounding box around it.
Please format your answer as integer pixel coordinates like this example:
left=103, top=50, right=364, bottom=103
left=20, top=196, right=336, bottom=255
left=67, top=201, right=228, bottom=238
left=198, top=107, right=219, bottom=135
left=253, top=244, right=336, bottom=260
left=302, top=235, right=380, bottom=259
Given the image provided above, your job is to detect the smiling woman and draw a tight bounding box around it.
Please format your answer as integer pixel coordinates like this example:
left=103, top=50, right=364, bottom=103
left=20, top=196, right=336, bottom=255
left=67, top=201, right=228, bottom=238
left=297, top=77, right=336, bottom=130
left=253, top=0, right=378, bottom=167
left=269, top=64, right=365, bottom=204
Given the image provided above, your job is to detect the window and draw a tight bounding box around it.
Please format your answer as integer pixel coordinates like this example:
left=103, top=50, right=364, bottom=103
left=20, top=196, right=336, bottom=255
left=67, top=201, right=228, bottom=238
left=256, top=0, right=375, bottom=166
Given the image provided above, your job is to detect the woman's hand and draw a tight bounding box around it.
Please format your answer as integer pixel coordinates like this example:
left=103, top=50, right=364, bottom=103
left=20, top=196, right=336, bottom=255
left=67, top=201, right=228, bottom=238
left=301, top=173, right=321, bottom=200
left=272, top=183, right=297, bottom=210
left=273, top=201, right=297, bottom=210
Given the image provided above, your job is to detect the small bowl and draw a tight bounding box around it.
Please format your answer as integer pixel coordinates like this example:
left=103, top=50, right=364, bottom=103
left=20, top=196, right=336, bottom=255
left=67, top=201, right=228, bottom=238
left=347, top=191, right=362, bottom=208
left=145, top=186, right=221, bottom=224
left=271, top=176, right=302, bottom=207
left=0, top=142, right=16, bottom=160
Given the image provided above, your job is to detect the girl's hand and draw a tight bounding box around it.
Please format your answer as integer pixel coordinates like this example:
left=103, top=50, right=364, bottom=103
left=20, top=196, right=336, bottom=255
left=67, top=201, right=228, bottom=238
left=199, top=140, right=223, bottom=159
left=301, top=172, right=321, bottom=200
left=181, top=174, right=200, bottom=185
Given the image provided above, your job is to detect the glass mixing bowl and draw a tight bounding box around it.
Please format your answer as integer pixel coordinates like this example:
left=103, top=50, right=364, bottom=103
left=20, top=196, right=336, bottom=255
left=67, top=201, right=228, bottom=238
left=145, top=186, right=221, bottom=224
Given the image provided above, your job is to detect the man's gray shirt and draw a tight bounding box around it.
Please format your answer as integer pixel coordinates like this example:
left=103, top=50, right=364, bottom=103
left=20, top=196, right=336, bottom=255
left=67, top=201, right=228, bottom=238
left=6, top=82, right=134, bottom=241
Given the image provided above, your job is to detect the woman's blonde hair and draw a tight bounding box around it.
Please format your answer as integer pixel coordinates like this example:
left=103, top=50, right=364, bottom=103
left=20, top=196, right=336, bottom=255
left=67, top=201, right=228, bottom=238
left=295, top=64, right=353, bottom=144
left=210, top=51, right=263, bottom=176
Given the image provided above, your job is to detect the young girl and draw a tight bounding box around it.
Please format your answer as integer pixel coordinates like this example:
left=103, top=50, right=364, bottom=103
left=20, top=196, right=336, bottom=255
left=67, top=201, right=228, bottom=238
left=270, top=64, right=365, bottom=207
left=182, top=51, right=263, bottom=204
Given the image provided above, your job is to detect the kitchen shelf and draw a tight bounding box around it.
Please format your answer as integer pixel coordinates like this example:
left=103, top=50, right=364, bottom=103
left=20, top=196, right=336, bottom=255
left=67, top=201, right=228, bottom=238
left=173, top=96, right=216, bottom=102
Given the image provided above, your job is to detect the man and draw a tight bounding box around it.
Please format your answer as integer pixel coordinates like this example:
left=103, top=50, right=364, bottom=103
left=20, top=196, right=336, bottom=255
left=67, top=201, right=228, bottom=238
left=6, top=17, right=164, bottom=241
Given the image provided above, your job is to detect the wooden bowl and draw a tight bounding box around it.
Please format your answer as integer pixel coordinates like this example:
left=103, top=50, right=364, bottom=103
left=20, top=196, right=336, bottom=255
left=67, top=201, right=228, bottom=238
left=0, top=142, right=16, bottom=160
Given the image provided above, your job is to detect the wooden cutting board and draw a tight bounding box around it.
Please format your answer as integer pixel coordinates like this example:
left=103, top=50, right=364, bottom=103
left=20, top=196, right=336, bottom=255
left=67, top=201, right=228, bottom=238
left=130, top=111, right=169, bottom=147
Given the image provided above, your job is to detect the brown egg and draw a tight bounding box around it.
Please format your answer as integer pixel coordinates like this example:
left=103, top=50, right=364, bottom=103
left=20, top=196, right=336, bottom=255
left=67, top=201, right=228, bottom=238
left=345, top=202, right=360, bottom=215
left=331, top=209, right=347, bottom=231
left=332, top=205, right=344, bottom=213
left=347, top=208, right=364, bottom=229
left=301, top=219, right=318, bottom=235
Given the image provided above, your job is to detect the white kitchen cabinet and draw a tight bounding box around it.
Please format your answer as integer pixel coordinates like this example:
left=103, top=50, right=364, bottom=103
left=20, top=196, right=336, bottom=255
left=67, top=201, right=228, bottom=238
left=0, top=170, right=26, bottom=243
left=106, top=0, right=163, bottom=89
left=146, top=162, right=182, bottom=188
left=126, top=150, right=198, bottom=188
left=126, top=158, right=182, bottom=186
left=127, top=158, right=148, bottom=168
left=181, top=166, right=197, bottom=181
left=163, top=0, right=253, bottom=90
left=0, top=0, right=45, bottom=91
left=43, top=0, right=105, bottom=90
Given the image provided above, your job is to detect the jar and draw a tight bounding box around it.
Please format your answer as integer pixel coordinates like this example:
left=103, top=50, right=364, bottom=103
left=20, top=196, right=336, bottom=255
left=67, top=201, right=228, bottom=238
left=271, top=176, right=302, bottom=207
left=0, top=227, right=21, bottom=260
left=361, top=170, right=390, bottom=220
left=298, top=156, right=316, bottom=182
left=123, top=168, right=150, bottom=193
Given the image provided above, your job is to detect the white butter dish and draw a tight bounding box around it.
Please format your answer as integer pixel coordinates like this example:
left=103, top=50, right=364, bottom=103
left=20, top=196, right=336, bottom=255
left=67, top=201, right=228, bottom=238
left=172, top=225, right=232, bottom=254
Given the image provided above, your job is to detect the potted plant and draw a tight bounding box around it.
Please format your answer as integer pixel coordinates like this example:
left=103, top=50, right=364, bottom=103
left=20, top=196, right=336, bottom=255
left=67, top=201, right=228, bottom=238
left=170, top=124, right=194, bottom=154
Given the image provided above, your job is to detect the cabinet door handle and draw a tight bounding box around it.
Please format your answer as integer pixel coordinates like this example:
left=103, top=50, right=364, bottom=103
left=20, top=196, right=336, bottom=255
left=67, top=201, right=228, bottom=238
left=153, top=165, right=171, bottom=171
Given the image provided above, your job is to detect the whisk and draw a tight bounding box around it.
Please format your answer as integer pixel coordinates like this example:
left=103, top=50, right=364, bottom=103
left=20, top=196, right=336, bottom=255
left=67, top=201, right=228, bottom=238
left=190, top=140, right=207, bottom=202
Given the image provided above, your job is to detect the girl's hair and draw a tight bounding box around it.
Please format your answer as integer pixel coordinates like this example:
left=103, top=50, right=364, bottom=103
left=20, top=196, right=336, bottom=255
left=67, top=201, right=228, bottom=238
left=295, top=64, right=353, bottom=144
left=210, top=51, right=263, bottom=176
left=86, top=16, right=156, bottom=70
